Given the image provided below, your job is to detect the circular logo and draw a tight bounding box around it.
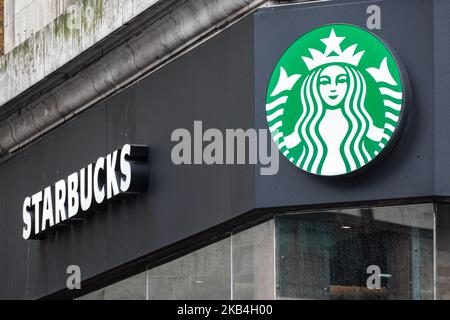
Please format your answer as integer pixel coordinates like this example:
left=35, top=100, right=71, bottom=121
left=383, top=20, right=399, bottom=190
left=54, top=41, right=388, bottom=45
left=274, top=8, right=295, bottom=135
left=265, top=24, right=408, bottom=176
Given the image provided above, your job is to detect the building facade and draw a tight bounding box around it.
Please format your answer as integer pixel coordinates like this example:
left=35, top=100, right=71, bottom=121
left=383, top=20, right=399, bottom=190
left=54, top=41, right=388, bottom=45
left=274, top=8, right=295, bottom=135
left=2, top=0, right=79, bottom=54
left=0, top=0, right=4, bottom=54
left=1, top=0, right=450, bottom=300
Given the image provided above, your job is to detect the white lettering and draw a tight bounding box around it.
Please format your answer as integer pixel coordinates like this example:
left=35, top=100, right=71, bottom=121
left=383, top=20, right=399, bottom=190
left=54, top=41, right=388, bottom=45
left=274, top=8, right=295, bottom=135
left=22, top=197, right=32, bottom=240
left=106, top=151, right=120, bottom=199
left=54, top=179, right=67, bottom=224
left=22, top=145, right=148, bottom=240
left=120, top=145, right=131, bottom=192
left=31, top=192, right=43, bottom=235
left=93, top=157, right=106, bottom=204
left=41, top=186, right=54, bottom=231
left=67, top=172, right=79, bottom=218
left=80, top=165, right=93, bottom=212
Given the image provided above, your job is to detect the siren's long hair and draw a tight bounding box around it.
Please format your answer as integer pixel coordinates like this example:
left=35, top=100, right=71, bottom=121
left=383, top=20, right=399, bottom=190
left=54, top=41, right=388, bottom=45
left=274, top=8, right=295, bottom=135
left=298, top=64, right=371, bottom=174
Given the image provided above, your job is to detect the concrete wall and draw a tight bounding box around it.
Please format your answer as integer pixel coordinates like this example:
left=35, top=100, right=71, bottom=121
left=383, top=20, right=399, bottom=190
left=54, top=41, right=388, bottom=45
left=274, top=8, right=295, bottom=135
left=3, top=0, right=78, bottom=53
left=0, top=0, right=4, bottom=54
left=0, top=0, right=165, bottom=108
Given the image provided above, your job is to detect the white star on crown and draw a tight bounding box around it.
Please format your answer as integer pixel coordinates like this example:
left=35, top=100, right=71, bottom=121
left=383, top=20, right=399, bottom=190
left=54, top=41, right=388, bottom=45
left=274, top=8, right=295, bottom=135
left=302, top=28, right=365, bottom=70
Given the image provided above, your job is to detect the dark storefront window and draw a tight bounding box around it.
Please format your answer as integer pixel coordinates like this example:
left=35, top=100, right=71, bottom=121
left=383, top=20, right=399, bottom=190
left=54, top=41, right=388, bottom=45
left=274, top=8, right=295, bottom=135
left=232, top=220, right=275, bottom=299
left=79, top=272, right=147, bottom=300
left=436, top=203, right=450, bottom=299
left=79, top=220, right=275, bottom=300
left=147, top=238, right=232, bottom=300
left=276, top=204, right=434, bottom=300
left=79, top=204, right=435, bottom=300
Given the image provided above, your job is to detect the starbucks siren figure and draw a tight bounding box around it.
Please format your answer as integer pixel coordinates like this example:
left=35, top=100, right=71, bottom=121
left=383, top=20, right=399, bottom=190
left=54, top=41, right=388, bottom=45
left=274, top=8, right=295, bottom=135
left=277, top=29, right=389, bottom=175
left=283, top=64, right=384, bottom=175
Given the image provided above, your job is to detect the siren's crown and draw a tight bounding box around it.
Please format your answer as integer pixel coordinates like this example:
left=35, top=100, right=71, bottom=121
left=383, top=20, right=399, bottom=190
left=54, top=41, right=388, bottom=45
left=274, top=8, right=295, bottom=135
left=302, top=28, right=365, bottom=70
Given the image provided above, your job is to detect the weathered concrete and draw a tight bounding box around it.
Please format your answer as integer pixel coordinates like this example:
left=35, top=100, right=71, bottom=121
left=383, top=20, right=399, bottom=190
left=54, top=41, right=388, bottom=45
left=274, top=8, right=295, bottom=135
left=0, top=0, right=163, bottom=107
left=0, top=0, right=4, bottom=55
left=0, top=0, right=275, bottom=155
left=3, top=0, right=79, bottom=53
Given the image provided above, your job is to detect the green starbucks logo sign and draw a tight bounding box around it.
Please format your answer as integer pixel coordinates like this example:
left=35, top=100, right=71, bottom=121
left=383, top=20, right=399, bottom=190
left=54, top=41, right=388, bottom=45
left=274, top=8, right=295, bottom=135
left=266, top=24, right=408, bottom=176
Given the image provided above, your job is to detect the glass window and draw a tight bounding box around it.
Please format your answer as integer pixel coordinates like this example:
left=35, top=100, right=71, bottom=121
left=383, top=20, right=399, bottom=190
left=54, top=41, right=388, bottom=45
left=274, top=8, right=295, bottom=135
left=436, top=203, right=450, bottom=300
left=147, top=237, right=231, bottom=300
left=78, top=271, right=147, bottom=300
left=232, top=220, right=275, bottom=299
left=78, top=204, right=435, bottom=300
left=275, top=204, right=434, bottom=300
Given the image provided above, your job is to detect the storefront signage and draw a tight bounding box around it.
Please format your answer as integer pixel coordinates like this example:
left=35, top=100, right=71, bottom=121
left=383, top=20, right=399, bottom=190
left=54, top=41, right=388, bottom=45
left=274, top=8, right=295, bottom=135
left=22, top=144, right=149, bottom=240
left=265, top=24, right=409, bottom=176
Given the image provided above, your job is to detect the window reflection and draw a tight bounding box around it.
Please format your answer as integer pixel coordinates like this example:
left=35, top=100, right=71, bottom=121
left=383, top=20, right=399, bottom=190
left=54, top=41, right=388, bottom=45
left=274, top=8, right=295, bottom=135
left=147, top=238, right=231, bottom=300
left=78, top=204, right=435, bottom=300
left=232, top=220, right=275, bottom=299
left=78, top=271, right=146, bottom=300
left=436, top=203, right=450, bottom=300
left=276, top=204, right=434, bottom=300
